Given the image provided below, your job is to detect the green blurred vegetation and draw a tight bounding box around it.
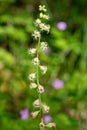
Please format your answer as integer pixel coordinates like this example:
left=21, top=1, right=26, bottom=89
left=0, top=0, right=87, bottom=130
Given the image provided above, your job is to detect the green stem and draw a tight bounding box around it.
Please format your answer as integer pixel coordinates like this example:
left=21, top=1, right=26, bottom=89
left=36, top=36, right=43, bottom=119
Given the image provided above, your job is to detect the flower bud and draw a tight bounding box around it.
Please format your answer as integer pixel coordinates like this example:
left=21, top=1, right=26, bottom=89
left=30, top=83, right=37, bottom=89
left=33, top=99, right=40, bottom=107
left=42, top=104, right=50, bottom=113
left=40, top=66, right=47, bottom=74
left=32, top=57, right=40, bottom=66
left=31, top=111, right=40, bottom=118
left=46, top=122, right=56, bottom=128
left=39, top=121, right=45, bottom=130
left=28, top=48, right=36, bottom=56
left=37, top=85, right=45, bottom=93
left=40, top=13, right=49, bottom=19
left=39, top=5, right=47, bottom=12
left=28, top=73, right=36, bottom=81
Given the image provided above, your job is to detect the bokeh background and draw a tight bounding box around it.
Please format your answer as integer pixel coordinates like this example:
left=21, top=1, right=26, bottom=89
left=0, top=0, right=87, bottom=130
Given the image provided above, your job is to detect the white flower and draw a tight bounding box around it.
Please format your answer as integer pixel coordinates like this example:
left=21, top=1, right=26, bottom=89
left=33, top=99, right=40, bottom=107
left=32, top=30, right=40, bottom=39
left=39, top=23, right=50, bottom=33
left=28, top=48, right=36, bottom=56
left=37, top=85, right=45, bottom=93
left=40, top=13, right=49, bottom=19
left=46, top=123, right=56, bottom=128
left=32, top=57, right=40, bottom=66
left=42, top=104, right=50, bottom=113
left=28, top=73, right=36, bottom=81
left=31, top=111, right=40, bottom=118
left=40, top=42, right=48, bottom=51
left=30, top=83, right=37, bottom=89
left=39, top=12, right=43, bottom=18
left=42, top=14, right=49, bottom=19
left=40, top=66, right=47, bottom=74
left=44, top=24, right=50, bottom=33
left=39, top=121, right=45, bottom=130
left=39, top=23, right=45, bottom=31
left=39, top=5, right=47, bottom=12
left=34, top=18, right=41, bottom=26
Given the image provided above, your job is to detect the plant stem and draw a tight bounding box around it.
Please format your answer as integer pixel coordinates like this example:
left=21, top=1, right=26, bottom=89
left=36, top=36, right=43, bottom=119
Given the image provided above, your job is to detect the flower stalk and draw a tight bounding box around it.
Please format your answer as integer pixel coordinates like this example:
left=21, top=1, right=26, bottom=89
left=28, top=5, right=56, bottom=130
left=37, top=36, right=43, bottom=118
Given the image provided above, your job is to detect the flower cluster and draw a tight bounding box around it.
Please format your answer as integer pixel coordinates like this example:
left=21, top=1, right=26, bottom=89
left=28, top=5, right=56, bottom=130
left=32, top=6, right=50, bottom=39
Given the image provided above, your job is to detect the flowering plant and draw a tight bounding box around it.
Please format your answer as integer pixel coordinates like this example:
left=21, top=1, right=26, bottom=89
left=28, top=5, right=56, bottom=130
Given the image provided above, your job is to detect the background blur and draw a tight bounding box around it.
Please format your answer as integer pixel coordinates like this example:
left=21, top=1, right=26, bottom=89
left=0, top=0, right=87, bottom=130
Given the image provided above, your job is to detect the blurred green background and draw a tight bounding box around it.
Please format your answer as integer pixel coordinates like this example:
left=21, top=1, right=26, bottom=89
left=0, top=0, right=87, bottom=130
